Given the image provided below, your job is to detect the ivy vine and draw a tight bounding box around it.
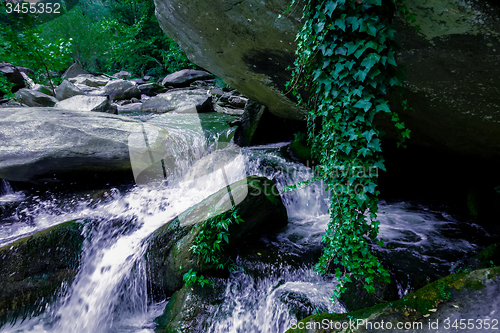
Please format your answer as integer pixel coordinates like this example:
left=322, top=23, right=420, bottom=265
left=183, top=205, right=243, bottom=287
left=285, top=0, right=411, bottom=299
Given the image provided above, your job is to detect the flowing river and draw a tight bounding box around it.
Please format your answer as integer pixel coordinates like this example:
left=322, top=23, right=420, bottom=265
left=0, top=112, right=493, bottom=333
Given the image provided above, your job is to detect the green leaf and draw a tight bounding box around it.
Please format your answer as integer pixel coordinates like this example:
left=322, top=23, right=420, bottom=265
left=324, top=1, right=338, bottom=17
left=353, top=98, right=372, bottom=111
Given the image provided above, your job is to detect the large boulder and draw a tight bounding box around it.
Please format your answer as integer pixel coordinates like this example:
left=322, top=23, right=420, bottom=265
left=0, top=221, right=84, bottom=326
left=153, top=0, right=306, bottom=120
left=61, top=63, right=90, bottom=80
left=0, top=62, right=25, bottom=92
left=0, top=108, right=170, bottom=185
left=55, top=80, right=85, bottom=101
left=161, top=69, right=215, bottom=87
left=146, top=176, right=288, bottom=298
left=154, top=0, right=500, bottom=159
left=141, top=89, right=212, bottom=113
left=14, top=88, right=58, bottom=107
left=286, top=267, right=500, bottom=333
left=104, top=79, right=141, bottom=100
left=55, top=95, right=117, bottom=114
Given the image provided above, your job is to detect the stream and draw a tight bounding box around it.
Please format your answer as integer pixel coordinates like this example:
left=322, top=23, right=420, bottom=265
left=0, top=112, right=494, bottom=333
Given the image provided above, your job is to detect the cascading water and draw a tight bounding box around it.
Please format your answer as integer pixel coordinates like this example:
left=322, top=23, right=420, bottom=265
left=0, top=112, right=493, bottom=333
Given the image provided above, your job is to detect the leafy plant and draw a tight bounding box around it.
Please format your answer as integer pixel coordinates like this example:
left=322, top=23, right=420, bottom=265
left=0, top=74, right=15, bottom=100
left=183, top=205, right=244, bottom=287
left=183, top=269, right=211, bottom=287
left=283, top=0, right=411, bottom=300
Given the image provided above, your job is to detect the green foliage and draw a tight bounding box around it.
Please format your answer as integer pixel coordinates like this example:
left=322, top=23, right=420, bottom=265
left=190, top=205, right=243, bottom=269
left=285, top=0, right=411, bottom=300
left=0, top=4, right=73, bottom=92
left=182, top=269, right=211, bottom=287
left=0, top=74, right=15, bottom=99
left=183, top=205, right=243, bottom=287
left=37, top=0, right=196, bottom=76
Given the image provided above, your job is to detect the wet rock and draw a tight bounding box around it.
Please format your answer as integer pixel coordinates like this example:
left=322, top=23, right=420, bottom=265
left=228, top=95, right=247, bottom=108
left=0, top=221, right=85, bottom=326
left=154, top=283, right=226, bottom=333
left=161, top=69, right=214, bottom=87
left=61, top=63, right=90, bottom=80
left=55, top=80, right=85, bottom=101
left=0, top=62, right=25, bottom=93
left=141, top=89, right=212, bottom=113
left=0, top=108, right=170, bottom=185
left=14, top=88, right=58, bottom=107
left=233, top=100, right=266, bottom=146
left=55, top=95, right=117, bottom=114
left=146, top=176, right=288, bottom=298
left=213, top=104, right=245, bottom=116
left=287, top=267, right=500, bottom=333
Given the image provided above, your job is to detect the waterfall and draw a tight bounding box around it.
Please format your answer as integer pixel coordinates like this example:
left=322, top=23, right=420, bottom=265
left=1, top=114, right=492, bottom=333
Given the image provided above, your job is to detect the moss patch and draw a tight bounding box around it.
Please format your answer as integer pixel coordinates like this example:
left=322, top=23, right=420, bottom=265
left=0, top=220, right=85, bottom=327
left=286, top=267, right=500, bottom=333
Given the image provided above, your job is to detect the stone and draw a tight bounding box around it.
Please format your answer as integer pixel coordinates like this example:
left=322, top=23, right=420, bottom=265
left=287, top=267, right=500, bottom=333
left=0, top=62, right=25, bottom=92
left=61, top=63, right=90, bottom=80
left=138, top=83, right=167, bottom=96
left=20, top=72, right=35, bottom=89
left=117, top=102, right=143, bottom=113
left=15, top=66, right=34, bottom=77
left=141, top=89, right=212, bottom=113
left=0, top=108, right=170, bottom=185
left=161, top=69, right=214, bottom=87
left=68, top=74, right=95, bottom=85
left=14, top=88, right=58, bottom=107
left=81, top=76, right=109, bottom=87
left=154, top=0, right=500, bottom=159
left=146, top=176, right=288, bottom=298
left=55, top=95, right=117, bottom=114
left=234, top=100, right=266, bottom=146
left=228, top=95, right=248, bottom=108
left=55, top=80, right=85, bottom=101
left=113, top=70, right=132, bottom=79
left=213, top=104, right=245, bottom=116
left=32, top=84, right=54, bottom=96
left=0, top=221, right=84, bottom=326
left=154, top=0, right=305, bottom=120
left=104, top=79, right=141, bottom=100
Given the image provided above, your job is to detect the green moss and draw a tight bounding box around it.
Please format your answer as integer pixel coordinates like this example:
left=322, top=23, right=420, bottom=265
left=0, top=220, right=85, bottom=327
left=247, top=177, right=281, bottom=206
left=289, top=140, right=312, bottom=164
left=286, top=267, right=500, bottom=333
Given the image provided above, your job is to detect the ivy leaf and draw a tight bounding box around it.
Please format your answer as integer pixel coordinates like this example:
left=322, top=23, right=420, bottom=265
left=314, top=22, right=326, bottom=34
left=324, top=1, right=338, bottom=17
left=335, top=14, right=347, bottom=32
left=375, top=102, right=391, bottom=113
left=353, top=98, right=372, bottom=111
left=362, top=129, right=377, bottom=142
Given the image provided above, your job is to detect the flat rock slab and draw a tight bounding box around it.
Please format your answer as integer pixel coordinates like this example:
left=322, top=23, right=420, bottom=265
left=55, top=95, right=117, bottom=113
left=0, top=108, right=170, bottom=185
left=141, top=89, right=212, bottom=113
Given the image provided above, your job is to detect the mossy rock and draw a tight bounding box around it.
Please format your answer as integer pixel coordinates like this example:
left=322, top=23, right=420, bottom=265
left=0, top=220, right=84, bottom=327
left=286, top=267, right=500, bottom=332
left=154, top=282, right=226, bottom=333
left=145, top=176, right=288, bottom=300
left=288, top=140, right=313, bottom=166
